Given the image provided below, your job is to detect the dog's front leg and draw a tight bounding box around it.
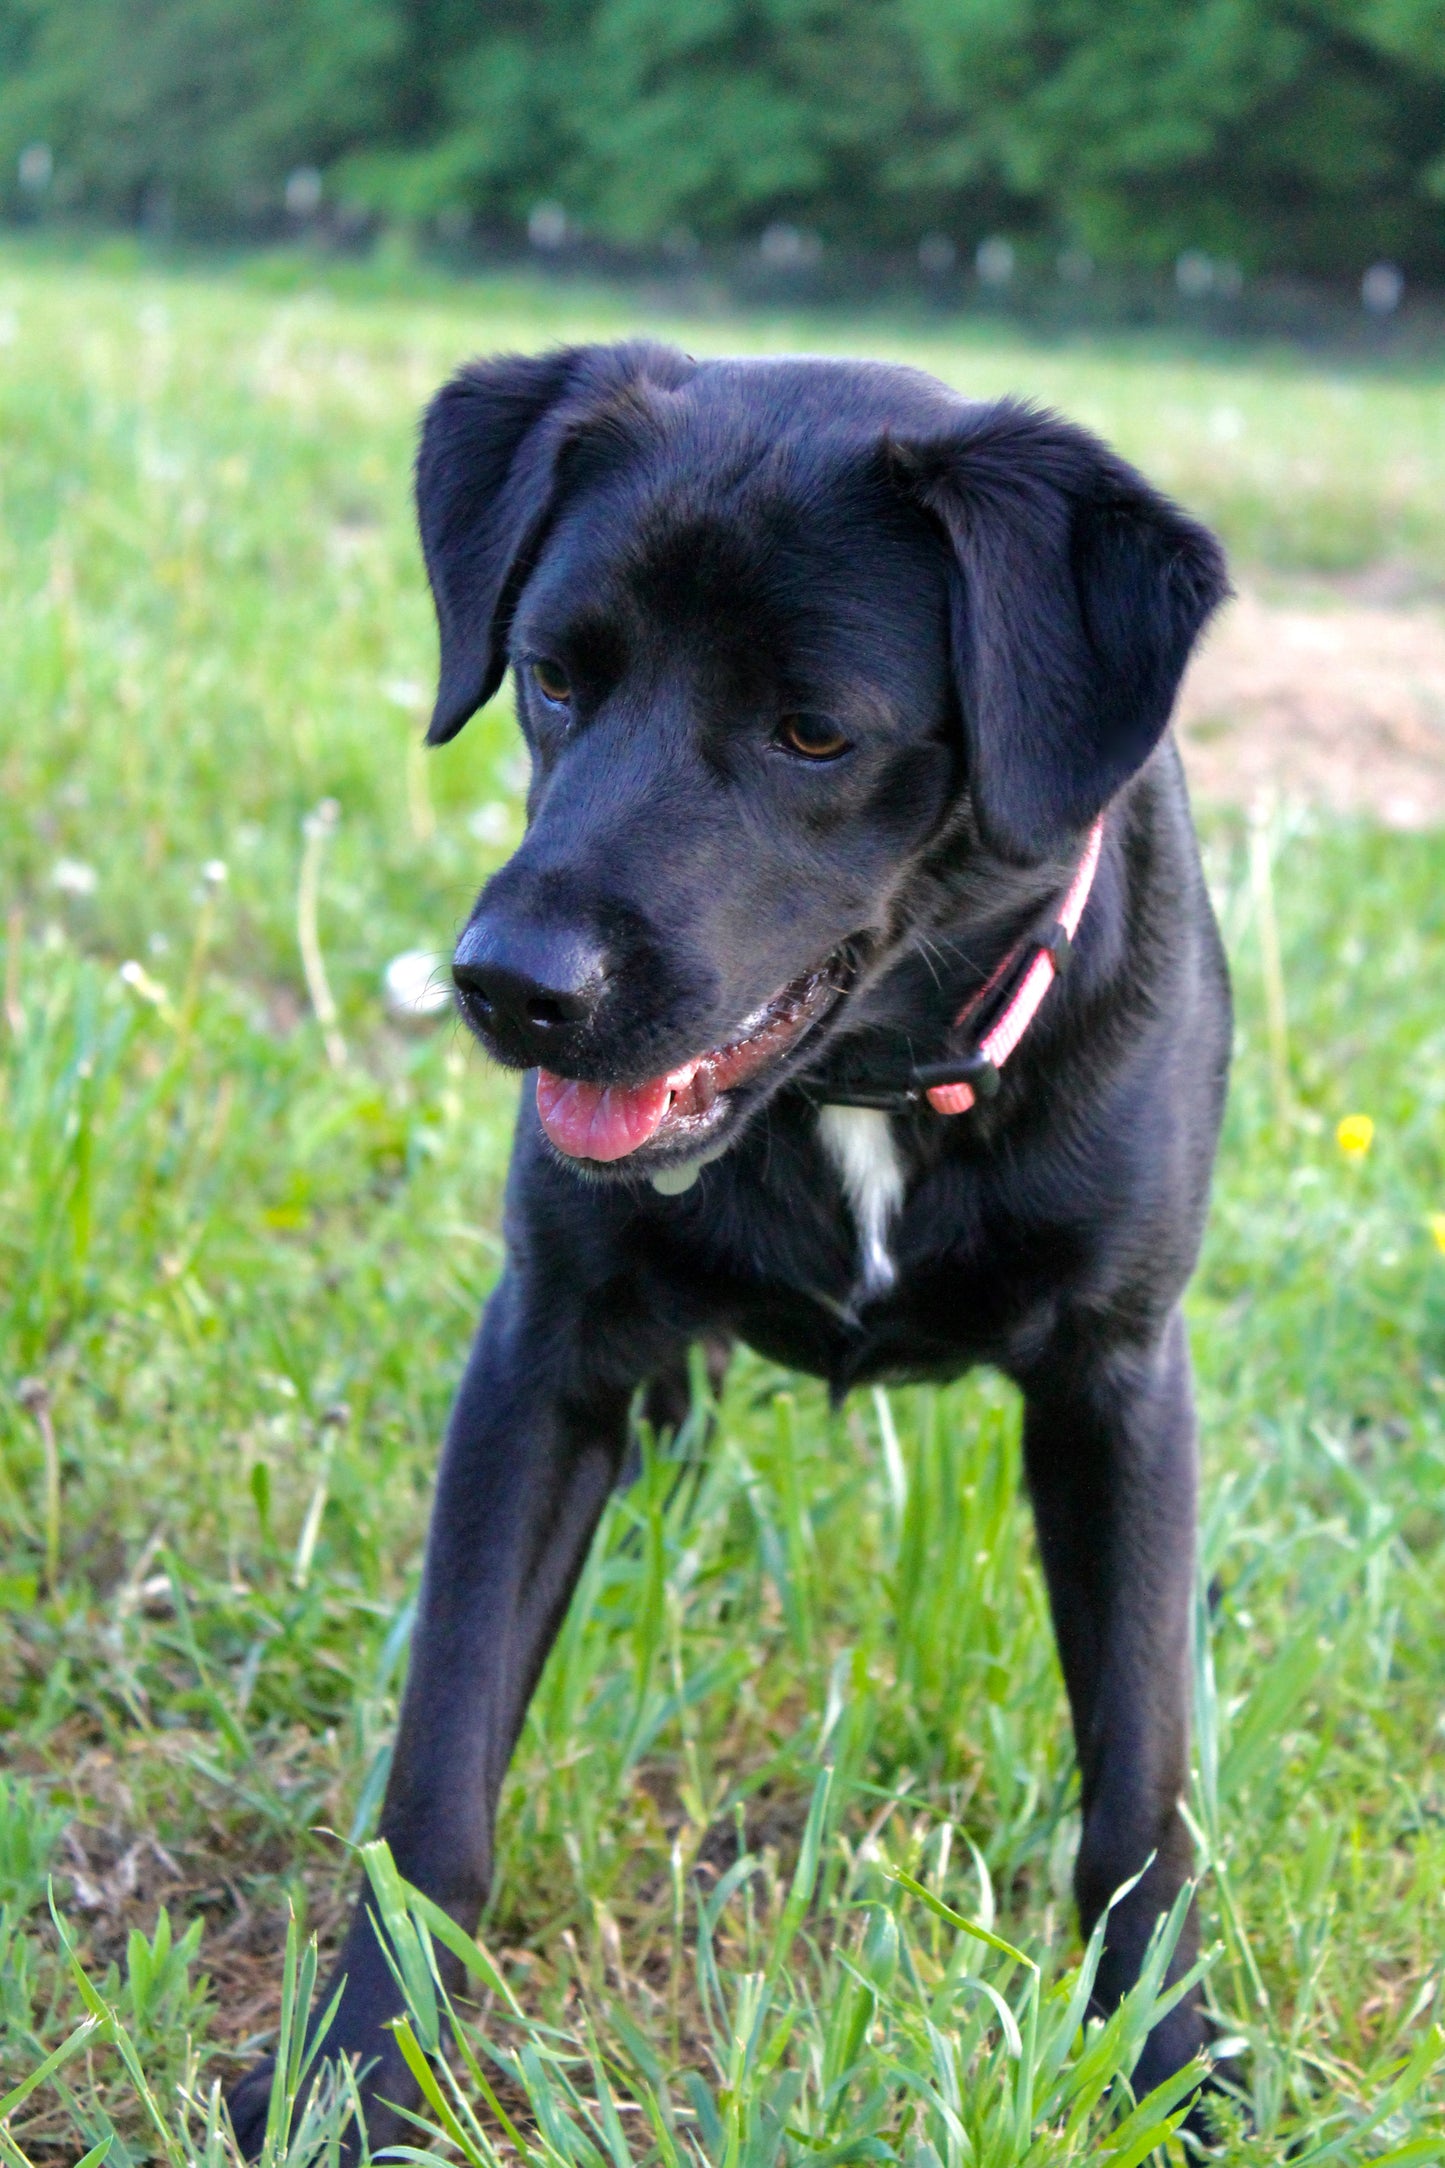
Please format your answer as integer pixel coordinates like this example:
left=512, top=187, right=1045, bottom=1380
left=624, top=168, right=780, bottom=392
left=1019, top=1305, right=1205, bottom=2097
left=228, top=1262, right=655, bottom=2156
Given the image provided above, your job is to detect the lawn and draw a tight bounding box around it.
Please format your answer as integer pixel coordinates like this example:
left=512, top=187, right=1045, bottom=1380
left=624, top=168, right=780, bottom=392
left=1, top=241, right=1443, bottom=2166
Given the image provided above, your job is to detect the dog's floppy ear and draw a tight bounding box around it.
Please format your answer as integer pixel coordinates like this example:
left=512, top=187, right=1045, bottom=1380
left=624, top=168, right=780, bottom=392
left=416, top=341, right=693, bottom=743
left=895, top=402, right=1228, bottom=862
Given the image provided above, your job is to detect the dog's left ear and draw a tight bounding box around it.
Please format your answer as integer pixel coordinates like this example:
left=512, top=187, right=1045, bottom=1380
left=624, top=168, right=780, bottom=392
left=895, top=402, right=1228, bottom=862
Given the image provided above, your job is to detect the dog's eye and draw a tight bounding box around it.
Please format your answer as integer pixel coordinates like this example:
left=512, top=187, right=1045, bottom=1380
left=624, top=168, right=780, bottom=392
left=531, top=659, right=571, bottom=706
left=777, top=713, right=850, bottom=761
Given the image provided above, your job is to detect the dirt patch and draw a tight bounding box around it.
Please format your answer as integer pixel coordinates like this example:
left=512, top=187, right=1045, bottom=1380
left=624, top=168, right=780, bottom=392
left=1176, top=583, right=1445, bottom=827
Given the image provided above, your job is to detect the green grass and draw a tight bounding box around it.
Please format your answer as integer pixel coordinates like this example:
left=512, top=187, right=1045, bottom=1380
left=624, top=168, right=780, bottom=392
left=1, top=244, right=1444, bottom=2165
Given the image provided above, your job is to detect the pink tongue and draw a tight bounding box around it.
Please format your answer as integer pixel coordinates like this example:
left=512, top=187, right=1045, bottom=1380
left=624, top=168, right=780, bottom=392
left=536, top=1069, right=673, bottom=1162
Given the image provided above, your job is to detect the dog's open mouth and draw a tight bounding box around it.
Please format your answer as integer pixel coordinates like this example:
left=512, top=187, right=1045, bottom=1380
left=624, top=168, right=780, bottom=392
left=535, top=955, right=848, bottom=1164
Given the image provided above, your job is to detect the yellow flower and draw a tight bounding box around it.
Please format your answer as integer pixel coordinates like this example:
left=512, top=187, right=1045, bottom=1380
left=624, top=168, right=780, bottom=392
left=1429, top=1213, right=1445, bottom=1255
left=1336, top=1113, right=1375, bottom=1160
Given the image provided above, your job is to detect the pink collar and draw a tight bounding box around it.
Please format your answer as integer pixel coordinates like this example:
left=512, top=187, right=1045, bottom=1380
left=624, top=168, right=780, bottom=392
left=813, top=816, right=1106, bottom=1116
left=923, top=817, right=1105, bottom=1114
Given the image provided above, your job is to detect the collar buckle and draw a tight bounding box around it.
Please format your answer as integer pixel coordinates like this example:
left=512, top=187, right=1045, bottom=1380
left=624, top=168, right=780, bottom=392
left=909, top=1050, right=1001, bottom=1100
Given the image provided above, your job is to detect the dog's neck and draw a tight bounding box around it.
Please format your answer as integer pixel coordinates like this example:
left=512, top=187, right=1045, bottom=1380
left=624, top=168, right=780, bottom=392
left=816, top=821, right=1106, bottom=1116
left=810, top=819, right=1109, bottom=1297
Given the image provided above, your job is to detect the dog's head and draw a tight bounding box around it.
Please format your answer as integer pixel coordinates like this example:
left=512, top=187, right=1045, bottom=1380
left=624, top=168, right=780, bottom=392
left=417, top=341, right=1225, bottom=1175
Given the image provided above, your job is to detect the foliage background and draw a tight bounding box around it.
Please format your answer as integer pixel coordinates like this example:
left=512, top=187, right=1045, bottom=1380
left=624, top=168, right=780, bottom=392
left=2, top=1, right=1445, bottom=280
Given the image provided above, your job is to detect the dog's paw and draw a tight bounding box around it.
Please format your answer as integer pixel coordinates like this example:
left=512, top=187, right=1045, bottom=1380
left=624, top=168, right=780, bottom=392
left=1131, top=2008, right=1249, bottom=2153
left=1179, top=2033, right=1252, bottom=2150
left=224, top=2055, right=277, bottom=2161
left=226, top=2032, right=419, bottom=2163
left=1130, top=1995, right=1211, bottom=2105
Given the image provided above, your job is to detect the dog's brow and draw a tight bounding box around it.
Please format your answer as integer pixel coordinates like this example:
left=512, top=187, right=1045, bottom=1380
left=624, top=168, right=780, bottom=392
left=781, top=677, right=900, bottom=732
left=512, top=603, right=625, bottom=675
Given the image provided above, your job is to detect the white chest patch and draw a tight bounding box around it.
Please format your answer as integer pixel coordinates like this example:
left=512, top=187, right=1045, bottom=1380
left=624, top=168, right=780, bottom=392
left=817, top=1105, right=905, bottom=1298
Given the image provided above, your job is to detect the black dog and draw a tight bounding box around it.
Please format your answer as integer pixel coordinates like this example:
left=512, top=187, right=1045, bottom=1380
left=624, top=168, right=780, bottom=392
left=230, top=341, right=1230, bottom=2151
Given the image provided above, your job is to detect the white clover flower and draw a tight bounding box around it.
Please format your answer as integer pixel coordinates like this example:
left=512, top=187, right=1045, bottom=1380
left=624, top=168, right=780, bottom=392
left=468, top=802, right=513, bottom=845
left=382, top=678, right=426, bottom=710
left=51, top=858, right=98, bottom=896
left=119, top=959, right=169, bottom=1006
left=383, top=949, right=451, bottom=1021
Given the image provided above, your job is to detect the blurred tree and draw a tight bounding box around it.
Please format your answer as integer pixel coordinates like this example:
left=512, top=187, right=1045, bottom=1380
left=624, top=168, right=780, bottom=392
left=891, top=0, right=1445, bottom=271
left=0, top=0, right=403, bottom=227
left=1, top=0, right=1442, bottom=276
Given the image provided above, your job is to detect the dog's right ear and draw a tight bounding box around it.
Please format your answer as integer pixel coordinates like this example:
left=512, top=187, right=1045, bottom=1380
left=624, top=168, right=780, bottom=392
left=416, top=341, right=694, bottom=743
left=416, top=348, right=584, bottom=744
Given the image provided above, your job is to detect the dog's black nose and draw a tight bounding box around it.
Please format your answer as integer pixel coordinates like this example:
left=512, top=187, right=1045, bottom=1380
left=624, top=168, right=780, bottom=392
left=452, top=919, right=608, bottom=1058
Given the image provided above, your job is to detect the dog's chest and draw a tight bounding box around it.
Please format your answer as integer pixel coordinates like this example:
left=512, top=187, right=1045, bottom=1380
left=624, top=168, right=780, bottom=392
left=660, top=1105, right=1058, bottom=1386
left=816, top=1106, right=906, bottom=1298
